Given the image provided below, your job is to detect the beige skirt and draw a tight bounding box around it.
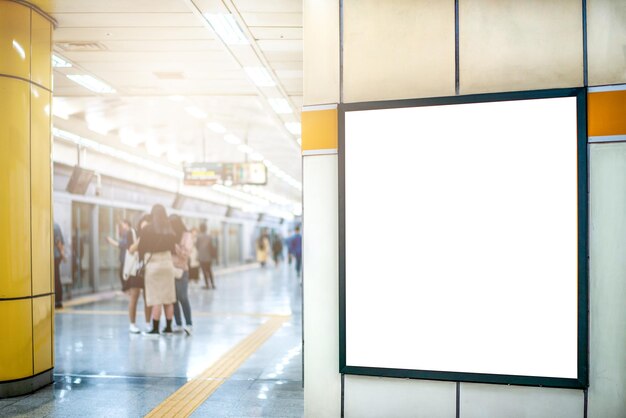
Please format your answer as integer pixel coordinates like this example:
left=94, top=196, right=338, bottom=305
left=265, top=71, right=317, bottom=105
left=144, top=252, right=176, bottom=306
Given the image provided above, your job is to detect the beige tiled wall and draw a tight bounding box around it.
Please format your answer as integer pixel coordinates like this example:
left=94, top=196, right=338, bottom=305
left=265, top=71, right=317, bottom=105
left=459, top=0, right=583, bottom=94
left=343, top=0, right=455, bottom=102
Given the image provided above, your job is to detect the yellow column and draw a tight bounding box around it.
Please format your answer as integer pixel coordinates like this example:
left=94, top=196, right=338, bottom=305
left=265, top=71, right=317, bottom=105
left=0, top=0, right=54, bottom=397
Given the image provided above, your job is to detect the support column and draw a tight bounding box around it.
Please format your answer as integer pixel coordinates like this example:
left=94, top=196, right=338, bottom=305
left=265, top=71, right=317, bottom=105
left=0, top=0, right=54, bottom=397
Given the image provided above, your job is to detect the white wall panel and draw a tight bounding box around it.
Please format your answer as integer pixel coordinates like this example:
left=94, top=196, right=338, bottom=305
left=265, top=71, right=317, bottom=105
left=345, top=375, right=456, bottom=418
left=588, top=144, right=626, bottom=418
left=460, top=383, right=584, bottom=418
left=303, top=155, right=341, bottom=418
left=303, top=0, right=339, bottom=106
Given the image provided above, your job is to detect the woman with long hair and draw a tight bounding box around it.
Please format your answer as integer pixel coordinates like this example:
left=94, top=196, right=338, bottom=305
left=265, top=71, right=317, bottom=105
left=170, top=214, right=194, bottom=335
left=125, top=214, right=152, bottom=333
left=137, top=204, right=177, bottom=336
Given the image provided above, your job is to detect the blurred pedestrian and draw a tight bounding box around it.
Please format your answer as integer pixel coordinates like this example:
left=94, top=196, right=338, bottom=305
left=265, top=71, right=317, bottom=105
left=197, top=223, right=215, bottom=289
left=138, top=204, right=177, bottom=336
left=288, top=226, right=302, bottom=276
left=188, top=227, right=200, bottom=282
left=106, top=220, right=133, bottom=289
left=256, top=231, right=270, bottom=267
left=53, top=222, right=66, bottom=309
left=126, top=215, right=152, bottom=333
left=272, top=233, right=283, bottom=266
left=170, top=215, right=193, bottom=335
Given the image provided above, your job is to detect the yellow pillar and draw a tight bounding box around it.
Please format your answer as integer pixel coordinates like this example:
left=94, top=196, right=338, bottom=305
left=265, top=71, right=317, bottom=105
left=0, top=0, right=54, bottom=397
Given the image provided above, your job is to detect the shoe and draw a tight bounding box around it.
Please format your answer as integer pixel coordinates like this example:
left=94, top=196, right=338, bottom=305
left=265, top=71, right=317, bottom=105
left=162, top=327, right=174, bottom=335
left=142, top=328, right=160, bottom=337
left=55, top=303, right=63, bottom=309
left=183, top=325, right=193, bottom=336
left=129, top=324, right=141, bottom=334
left=172, top=325, right=184, bottom=333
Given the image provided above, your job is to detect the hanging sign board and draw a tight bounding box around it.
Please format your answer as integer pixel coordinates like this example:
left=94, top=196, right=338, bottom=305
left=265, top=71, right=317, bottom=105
left=183, top=162, right=267, bottom=186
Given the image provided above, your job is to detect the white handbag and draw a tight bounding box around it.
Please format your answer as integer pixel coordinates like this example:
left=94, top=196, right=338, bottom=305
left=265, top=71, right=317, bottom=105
left=122, top=229, right=140, bottom=280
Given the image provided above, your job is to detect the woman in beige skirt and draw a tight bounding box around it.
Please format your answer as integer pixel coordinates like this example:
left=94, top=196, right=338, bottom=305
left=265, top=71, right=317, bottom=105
left=137, top=204, right=177, bottom=336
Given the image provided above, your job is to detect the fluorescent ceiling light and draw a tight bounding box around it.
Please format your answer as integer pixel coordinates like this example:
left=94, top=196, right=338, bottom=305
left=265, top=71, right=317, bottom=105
left=285, top=122, right=301, bottom=135
left=52, top=128, right=182, bottom=179
left=67, top=74, right=116, bottom=94
left=250, top=152, right=264, bottom=161
left=88, top=123, right=110, bottom=136
left=185, top=106, right=207, bottom=119
left=119, top=127, right=142, bottom=147
left=12, top=40, right=25, bottom=60
left=204, top=13, right=249, bottom=45
left=244, top=67, right=275, bottom=87
left=85, top=112, right=111, bottom=136
left=52, top=98, right=73, bottom=120
left=237, top=144, right=253, bottom=154
left=268, top=98, right=292, bottom=114
left=145, top=140, right=164, bottom=157
left=224, top=134, right=242, bottom=145
left=52, top=54, right=72, bottom=68
left=207, top=122, right=226, bottom=134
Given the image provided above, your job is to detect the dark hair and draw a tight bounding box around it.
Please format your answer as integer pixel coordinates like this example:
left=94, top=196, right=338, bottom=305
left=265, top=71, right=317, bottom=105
left=150, top=204, right=174, bottom=235
left=295, top=225, right=301, bottom=232
left=199, top=223, right=207, bottom=233
left=169, top=214, right=188, bottom=241
left=137, top=214, right=151, bottom=230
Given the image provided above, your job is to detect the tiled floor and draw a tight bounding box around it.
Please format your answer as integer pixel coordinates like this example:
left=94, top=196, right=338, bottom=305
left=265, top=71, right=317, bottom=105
left=0, top=263, right=303, bottom=417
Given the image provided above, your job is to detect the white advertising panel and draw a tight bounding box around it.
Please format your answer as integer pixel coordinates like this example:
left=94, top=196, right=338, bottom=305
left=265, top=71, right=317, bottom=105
left=342, top=94, right=583, bottom=384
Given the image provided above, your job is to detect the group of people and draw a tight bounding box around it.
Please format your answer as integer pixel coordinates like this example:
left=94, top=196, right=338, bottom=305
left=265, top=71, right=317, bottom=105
left=255, top=226, right=302, bottom=276
left=53, top=208, right=301, bottom=335
left=108, top=204, right=218, bottom=336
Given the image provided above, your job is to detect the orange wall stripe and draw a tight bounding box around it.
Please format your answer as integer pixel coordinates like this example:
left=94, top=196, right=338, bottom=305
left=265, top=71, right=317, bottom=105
left=588, top=90, right=626, bottom=137
left=302, top=108, right=338, bottom=151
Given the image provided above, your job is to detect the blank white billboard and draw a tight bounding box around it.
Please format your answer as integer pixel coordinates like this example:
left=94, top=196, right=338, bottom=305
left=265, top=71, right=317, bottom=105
left=344, top=96, right=579, bottom=379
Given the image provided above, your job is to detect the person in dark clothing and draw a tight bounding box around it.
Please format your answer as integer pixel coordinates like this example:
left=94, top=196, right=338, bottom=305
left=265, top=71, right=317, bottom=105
left=107, top=219, right=133, bottom=289
left=289, top=226, right=302, bottom=276
left=272, top=233, right=284, bottom=266
left=196, top=223, right=215, bottom=289
left=170, top=215, right=193, bottom=335
left=53, top=222, right=66, bottom=309
left=137, top=205, right=177, bottom=336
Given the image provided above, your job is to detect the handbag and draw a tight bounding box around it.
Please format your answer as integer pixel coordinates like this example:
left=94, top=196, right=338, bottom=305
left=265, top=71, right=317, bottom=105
left=135, top=254, right=152, bottom=280
left=122, top=229, right=140, bottom=280
left=122, top=250, right=139, bottom=280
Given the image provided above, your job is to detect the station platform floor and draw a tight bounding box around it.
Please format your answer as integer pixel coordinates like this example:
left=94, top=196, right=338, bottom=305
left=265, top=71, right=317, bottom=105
left=0, top=264, right=303, bottom=417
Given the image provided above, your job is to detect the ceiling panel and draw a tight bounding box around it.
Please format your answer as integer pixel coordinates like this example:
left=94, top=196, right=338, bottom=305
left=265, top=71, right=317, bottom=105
left=275, top=69, right=303, bottom=79
left=71, top=60, right=241, bottom=73
left=45, top=0, right=303, bottom=209
left=249, top=26, right=302, bottom=40
left=97, top=39, right=224, bottom=52
left=54, top=27, right=214, bottom=42
left=257, top=39, right=302, bottom=52
left=263, top=50, right=303, bottom=62
left=58, top=50, right=235, bottom=63
left=55, top=12, right=201, bottom=28
left=233, top=0, right=302, bottom=13
left=241, top=12, right=302, bottom=27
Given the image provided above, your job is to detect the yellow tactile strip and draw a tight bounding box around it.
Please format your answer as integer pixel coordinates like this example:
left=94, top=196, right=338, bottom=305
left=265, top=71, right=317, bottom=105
left=145, top=316, right=289, bottom=418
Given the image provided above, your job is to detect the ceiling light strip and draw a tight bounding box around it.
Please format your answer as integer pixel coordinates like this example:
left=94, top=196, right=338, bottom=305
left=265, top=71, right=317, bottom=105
left=52, top=128, right=301, bottom=212
left=183, top=0, right=300, bottom=149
